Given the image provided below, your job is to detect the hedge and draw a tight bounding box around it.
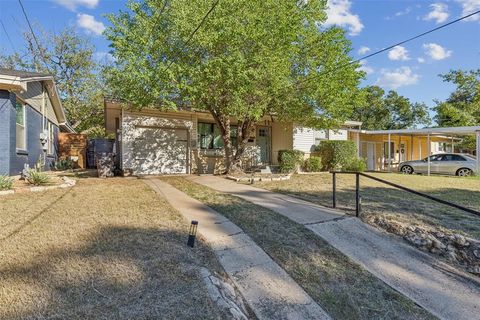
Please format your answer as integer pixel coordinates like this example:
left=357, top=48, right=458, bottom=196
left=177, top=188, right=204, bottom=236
left=278, top=149, right=304, bottom=173
left=315, top=140, right=357, bottom=171
left=303, top=156, right=322, bottom=172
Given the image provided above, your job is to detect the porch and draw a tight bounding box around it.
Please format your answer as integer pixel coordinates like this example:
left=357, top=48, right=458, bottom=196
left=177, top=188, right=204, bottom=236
left=349, top=126, right=480, bottom=175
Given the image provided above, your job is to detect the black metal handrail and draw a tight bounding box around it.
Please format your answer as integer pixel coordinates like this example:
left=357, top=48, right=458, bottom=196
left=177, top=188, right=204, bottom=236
left=331, top=171, right=480, bottom=217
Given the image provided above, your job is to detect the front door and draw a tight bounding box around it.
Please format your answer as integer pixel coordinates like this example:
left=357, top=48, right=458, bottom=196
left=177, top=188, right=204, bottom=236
left=367, top=143, right=375, bottom=171
left=256, top=126, right=271, bottom=164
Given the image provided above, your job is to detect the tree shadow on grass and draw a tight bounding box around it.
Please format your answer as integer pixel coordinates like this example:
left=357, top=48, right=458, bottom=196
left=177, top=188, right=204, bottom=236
left=0, top=226, right=223, bottom=320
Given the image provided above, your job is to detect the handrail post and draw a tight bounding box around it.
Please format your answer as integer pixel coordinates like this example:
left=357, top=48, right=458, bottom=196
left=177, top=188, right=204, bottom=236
left=332, top=172, right=337, bottom=208
left=355, top=172, right=360, bottom=217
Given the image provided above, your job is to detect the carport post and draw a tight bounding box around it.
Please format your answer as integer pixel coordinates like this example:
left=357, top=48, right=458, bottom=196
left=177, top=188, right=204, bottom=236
left=332, top=172, right=337, bottom=208
left=427, top=133, right=431, bottom=176
left=476, top=131, right=480, bottom=175
left=388, top=134, right=391, bottom=172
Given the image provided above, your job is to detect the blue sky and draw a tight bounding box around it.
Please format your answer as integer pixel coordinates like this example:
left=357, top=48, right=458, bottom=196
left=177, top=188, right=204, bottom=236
left=0, top=0, right=479, bottom=116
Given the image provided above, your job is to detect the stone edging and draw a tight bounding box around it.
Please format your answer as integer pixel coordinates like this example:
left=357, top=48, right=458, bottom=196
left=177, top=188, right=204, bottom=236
left=226, top=174, right=292, bottom=183
left=0, top=177, right=76, bottom=196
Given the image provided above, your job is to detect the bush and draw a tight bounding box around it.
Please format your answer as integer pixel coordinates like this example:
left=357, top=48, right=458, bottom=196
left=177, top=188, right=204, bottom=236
left=0, top=175, right=14, bottom=190
left=55, top=159, right=74, bottom=171
left=278, top=149, right=304, bottom=173
left=344, top=158, right=367, bottom=172
left=315, top=140, right=357, bottom=171
left=303, top=156, right=322, bottom=172
left=26, top=169, right=51, bottom=186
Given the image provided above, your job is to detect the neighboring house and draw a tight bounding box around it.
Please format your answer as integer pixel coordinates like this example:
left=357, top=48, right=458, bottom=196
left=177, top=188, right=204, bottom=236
left=0, top=69, right=74, bottom=175
left=104, top=99, right=360, bottom=175
left=349, top=127, right=480, bottom=171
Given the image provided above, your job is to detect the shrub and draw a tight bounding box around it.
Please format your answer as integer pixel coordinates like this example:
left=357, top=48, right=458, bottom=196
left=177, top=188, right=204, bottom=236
left=344, top=158, right=367, bottom=172
left=55, top=159, right=74, bottom=171
left=303, top=156, right=322, bottom=172
left=0, top=175, right=14, bottom=190
left=278, top=149, right=304, bottom=173
left=26, top=169, right=51, bottom=186
left=315, top=140, right=357, bottom=171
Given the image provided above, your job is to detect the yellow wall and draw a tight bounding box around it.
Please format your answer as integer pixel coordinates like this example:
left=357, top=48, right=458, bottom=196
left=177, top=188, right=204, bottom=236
left=271, top=122, right=293, bottom=164
left=356, top=133, right=453, bottom=170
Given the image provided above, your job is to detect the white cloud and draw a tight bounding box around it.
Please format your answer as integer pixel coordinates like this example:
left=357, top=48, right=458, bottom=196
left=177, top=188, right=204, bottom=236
left=94, top=51, right=114, bottom=62
left=423, top=3, right=450, bottom=23
left=357, top=46, right=370, bottom=55
left=376, top=67, right=419, bottom=89
left=395, top=7, right=412, bottom=17
left=357, top=60, right=374, bottom=75
left=417, top=57, right=426, bottom=63
left=77, top=13, right=105, bottom=36
left=324, top=0, right=364, bottom=36
left=53, top=0, right=99, bottom=11
left=388, top=46, right=410, bottom=61
left=423, top=43, right=452, bottom=60
left=456, top=0, right=480, bottom=21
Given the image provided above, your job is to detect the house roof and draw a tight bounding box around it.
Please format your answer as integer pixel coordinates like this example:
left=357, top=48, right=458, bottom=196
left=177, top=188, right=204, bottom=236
left=0, top=68, right=75, bottom=133
left=0, top=68, right=51, bottom=78
left=350, top=126, right=480, bottom=136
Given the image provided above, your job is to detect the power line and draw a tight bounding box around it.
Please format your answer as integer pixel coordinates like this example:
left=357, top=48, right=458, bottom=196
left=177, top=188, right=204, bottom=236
left=0, top=19, right=15, bottom=51
left=297, top=9, right=480, bottom=87
left=17, top=0, right=50, bottom=71
left=163, top=0, right=219, bottom=72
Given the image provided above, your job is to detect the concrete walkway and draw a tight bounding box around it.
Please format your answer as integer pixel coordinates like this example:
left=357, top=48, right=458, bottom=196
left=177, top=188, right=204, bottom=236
left=189, top=175, right=480, bottom=320
left=144, top=179, right=330, bottom=320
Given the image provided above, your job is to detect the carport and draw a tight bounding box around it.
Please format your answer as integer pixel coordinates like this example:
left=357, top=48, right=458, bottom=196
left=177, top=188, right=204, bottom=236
left=350, top=126, right=480, bottom=175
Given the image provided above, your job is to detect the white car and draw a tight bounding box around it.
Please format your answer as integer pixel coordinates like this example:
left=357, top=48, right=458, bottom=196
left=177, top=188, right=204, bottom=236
left=399, top=153, right=477, bottom=176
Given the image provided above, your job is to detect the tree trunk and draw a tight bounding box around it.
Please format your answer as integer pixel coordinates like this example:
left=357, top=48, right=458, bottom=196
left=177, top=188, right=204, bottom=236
left=209, top=109, right=256, bottom=174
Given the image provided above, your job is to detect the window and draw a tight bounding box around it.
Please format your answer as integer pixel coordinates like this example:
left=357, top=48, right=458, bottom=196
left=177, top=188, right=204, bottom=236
left=383, top=141, right=394, bottom=159
left=15, top=102, right=26, bottom=150
left=452, top=155, right=467, bottom=161
left=198, top=122, right=237, bottom=150
left=438, top=142, right=452, bottom=153
left=47, top=122, right=54, bottom=155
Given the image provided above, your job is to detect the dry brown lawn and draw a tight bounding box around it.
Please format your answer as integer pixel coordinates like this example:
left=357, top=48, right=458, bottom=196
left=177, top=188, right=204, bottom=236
left=254, top=173, right=480, bottom=239
left=0, top=178, right=226, bottom=319
left=164, top=176, right=435, bottom=320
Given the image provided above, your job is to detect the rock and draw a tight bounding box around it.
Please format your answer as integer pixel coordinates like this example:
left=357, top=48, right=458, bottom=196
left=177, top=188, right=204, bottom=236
left=473, top=249, right=480, bottom=259
left=435, top=232, right=445, bottom=239
left=447, top=244, right=456, bottom=252
left=30, top=186, right=46, bottom=192
left=447, top=251, right=458, bottom=262
left=467, top=266, right=480, bottom=275
left=432, top=238, right=446, bottom=250
left=454, top=234, right=468, bottom=247
left=0, top=190, right=14, bottom=196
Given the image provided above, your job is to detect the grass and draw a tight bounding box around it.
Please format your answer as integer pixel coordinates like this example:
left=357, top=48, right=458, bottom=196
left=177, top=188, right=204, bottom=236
left=0, top=178, right=228, bottom=319
left=163, top=176, right=435, bottom=320
left=254, top=172, right=480, bottom=239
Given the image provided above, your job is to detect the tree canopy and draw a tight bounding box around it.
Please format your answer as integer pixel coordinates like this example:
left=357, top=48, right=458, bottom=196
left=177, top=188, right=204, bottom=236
left=0, top=27, right=106, bottom=134
left=105, top=0, right=364, bottom=172
left=352, top=85, right=431, bottom=130
left=433, top=69, right=480, bottom=150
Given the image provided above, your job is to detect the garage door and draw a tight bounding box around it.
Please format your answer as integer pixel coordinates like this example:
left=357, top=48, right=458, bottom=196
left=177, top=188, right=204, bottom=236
left=133, top=127, right=188, bottom=174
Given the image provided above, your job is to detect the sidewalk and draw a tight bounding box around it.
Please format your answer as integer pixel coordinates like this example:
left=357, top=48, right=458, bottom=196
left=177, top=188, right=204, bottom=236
left=189, top=175, right=480, bottom=320
left=144, top=179, right=330, bottom=320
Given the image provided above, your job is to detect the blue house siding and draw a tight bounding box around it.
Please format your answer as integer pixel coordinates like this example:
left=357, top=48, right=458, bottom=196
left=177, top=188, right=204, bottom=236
left=0, top=90, right=16, bottom=175
left=0, top=89, right=59, bottom=175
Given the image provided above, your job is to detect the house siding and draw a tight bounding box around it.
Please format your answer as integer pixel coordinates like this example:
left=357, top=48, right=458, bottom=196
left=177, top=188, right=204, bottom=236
left=0, top=90, right=16, bottom=175
left=10, top=105, right=59, bottom=175
left=0, top=90, right=59, bottom=175
left=17, top=81, right=58, bottom=125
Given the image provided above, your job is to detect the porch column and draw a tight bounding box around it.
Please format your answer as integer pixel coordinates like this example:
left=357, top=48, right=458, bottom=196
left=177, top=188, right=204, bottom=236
left=388, top=133, right=391, bottom=172
left=476, top=131, right=480, bottom=175
left=451, top=136, right=455, bottom=153
left=427, top=133, right=431, bottom=176
left=356, top=132, right=360, bottom=158
left=410, top=135, right=413, bottom=160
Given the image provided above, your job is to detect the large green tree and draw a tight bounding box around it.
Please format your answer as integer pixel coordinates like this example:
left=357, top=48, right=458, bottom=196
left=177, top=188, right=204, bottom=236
left=105, top=0, right=363, bottom=173
left=433, top=69, right=480, bottom=150
left=0, top=27, right=105, bottom=133
left=352, top=85, right=430, bottom=130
